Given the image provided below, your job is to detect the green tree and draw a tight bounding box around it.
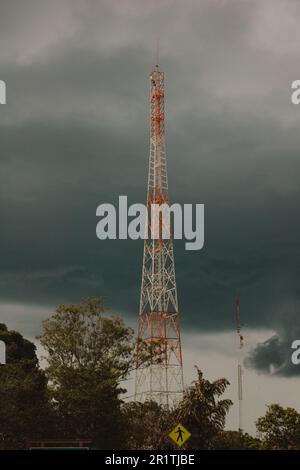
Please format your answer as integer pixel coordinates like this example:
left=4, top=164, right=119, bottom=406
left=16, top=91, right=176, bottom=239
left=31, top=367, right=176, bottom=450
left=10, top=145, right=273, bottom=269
left=177, top=367, right=233, bottom=449
left=123, top=401, right=172, bottom=450
left=212, top=430, right=261, bottom=450
left=0, top=324, right=53, bottom=449
left=123, top=368, right=233, bottom=450
left=38, top=297, right=135, bottom=449
left=256, top=404, right=300, bottom=450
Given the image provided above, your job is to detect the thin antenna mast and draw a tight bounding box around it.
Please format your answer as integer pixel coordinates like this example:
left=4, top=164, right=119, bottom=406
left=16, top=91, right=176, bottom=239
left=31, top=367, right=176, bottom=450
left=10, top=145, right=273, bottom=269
left=155, top=37, right=160, bottom=66
left=235, top=293, right=244, bottom=432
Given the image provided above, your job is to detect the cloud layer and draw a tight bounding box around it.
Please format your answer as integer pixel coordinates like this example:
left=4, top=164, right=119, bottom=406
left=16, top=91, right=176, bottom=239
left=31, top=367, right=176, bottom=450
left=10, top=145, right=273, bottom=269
left=1, top=0, right=300, bottom=382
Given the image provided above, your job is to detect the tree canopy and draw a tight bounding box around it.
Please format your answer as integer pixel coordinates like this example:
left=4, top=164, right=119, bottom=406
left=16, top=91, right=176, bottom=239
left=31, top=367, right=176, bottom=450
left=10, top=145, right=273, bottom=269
left=0, top=299, right=298, bottom=450
left=0, top=324, right=53, bottom=449
left=38, top=297, right=135, bottom=448
left=256, top=404, right=300, bottom=450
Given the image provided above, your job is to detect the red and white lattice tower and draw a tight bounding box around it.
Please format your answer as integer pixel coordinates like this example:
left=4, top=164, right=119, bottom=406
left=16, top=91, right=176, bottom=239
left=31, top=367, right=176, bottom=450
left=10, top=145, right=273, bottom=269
left=134, top=62, right=184, bottom=406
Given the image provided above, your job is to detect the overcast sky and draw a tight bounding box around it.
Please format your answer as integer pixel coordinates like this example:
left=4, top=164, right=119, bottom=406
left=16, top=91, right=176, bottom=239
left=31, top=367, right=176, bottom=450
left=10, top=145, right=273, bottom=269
left=1, top=0, right=300, bottom=433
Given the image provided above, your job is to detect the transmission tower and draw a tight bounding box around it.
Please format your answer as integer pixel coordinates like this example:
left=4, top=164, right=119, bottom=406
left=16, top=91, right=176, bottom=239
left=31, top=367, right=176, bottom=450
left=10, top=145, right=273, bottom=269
left=134, top=62, right=184, bottom=406
left=235, top=293, right=244, bottom=431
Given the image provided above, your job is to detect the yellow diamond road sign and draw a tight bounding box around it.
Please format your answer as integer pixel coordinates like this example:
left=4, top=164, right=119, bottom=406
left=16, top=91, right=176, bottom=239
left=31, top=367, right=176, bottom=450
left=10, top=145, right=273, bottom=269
left=168, top=423, right=191, bottom=448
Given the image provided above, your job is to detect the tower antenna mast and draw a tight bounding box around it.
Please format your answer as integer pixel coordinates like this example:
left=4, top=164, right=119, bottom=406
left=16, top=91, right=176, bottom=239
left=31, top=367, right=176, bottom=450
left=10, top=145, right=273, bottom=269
left=235, top=292, right=244, bottom=432
left=134, top=60, right=184, bottom=406
left=156, top=36, right=160, bottom=66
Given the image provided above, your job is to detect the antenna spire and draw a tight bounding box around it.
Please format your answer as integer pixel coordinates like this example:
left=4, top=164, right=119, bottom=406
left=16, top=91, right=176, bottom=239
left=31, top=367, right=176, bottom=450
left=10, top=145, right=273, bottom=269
left=156, top=36, right=160, bottom=66
left=235, top=292, right=244, bottom=432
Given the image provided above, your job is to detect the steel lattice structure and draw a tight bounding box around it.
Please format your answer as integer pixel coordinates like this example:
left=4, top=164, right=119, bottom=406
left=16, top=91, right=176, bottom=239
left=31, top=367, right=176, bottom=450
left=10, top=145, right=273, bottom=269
left=134, top=63, right=184, bottom=406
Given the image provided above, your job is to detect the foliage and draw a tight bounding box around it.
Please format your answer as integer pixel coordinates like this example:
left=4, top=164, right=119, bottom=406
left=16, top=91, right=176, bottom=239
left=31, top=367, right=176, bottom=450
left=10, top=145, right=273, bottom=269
left=38, top=297, right=135, bottom=448
left=212, top=430, right=261, bottom=450
left=123, top=367, right=232, bottom=450
left=1, top=299, right=300, bottom=451
left=176, top=367, right=232, bottom=449
left=0, top=324, right=53, bottom=449
left=122, top=400, right=172, bottom=450
left=256, top=404, right=300, bottom=450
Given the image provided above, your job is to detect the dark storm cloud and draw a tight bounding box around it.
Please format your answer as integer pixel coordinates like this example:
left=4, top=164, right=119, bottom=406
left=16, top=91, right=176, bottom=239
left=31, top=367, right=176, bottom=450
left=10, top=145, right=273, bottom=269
left=1, top=0, right=300, bottom=376
left=245, top=300, right=300, bottom=376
